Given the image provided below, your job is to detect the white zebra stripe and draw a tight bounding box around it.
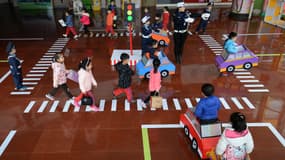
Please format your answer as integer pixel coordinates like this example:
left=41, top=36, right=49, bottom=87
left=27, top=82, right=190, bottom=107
left=49, top=101, right=59, bottom=112
left=231, top=97, right=244, bottom=109
left=111, top=99, right=117, bottom=111
left=185, top=98, right=194, bottom=108
left=24, top=101, right=36, bottom=113
left=173, top=98, right=182, bottom=110
left=37, top=101, right=49, bottom=113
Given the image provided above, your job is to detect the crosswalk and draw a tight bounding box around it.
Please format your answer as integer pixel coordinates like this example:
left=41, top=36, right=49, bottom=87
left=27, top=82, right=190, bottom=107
left=90, top=31, right=191, bottom=38
left=23, top=96, right=256, bottom=113
left=10, top=38, right=69, bottom=95
left=199, top=35, right=270, bottom=93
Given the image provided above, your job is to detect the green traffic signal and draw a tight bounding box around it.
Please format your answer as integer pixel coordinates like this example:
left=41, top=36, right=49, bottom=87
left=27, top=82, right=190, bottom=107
left=127, top=16, right=133, bottom=21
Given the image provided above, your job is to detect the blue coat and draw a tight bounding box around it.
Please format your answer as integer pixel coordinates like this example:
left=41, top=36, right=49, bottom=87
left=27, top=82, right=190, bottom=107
left=152, top=21, right=162, bottom=33
left=65, top=15, right=74, bottom=27
left=8, top=54, right=21, bottom=75
left=194, top=96, right=221, bottom=120
left=224, top=39, right=238, bottom=54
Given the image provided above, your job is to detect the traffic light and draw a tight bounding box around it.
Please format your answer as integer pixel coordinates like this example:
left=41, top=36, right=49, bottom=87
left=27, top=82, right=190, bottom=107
left=125, top=3, right=135, bottom=22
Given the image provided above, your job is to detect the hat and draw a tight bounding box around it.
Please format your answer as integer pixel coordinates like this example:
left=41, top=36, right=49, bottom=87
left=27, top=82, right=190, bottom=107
left=141, top=16, right=150, bottom=24
left=120, top=53, right=130, bottom=61
left=177, top=2, right=185, bottom=8
left=6, top=41, right=15, bottom=53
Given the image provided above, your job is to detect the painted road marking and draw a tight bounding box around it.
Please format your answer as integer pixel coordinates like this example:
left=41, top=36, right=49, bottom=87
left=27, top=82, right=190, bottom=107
left=244, top=84, right=264, bottom=88
left=236, top=76, right=255, bottom=79
left=38, top=61, right=53, bottom=64
left=45, top=52, right=56, bottom=55
left=40, top=58, right=52, bottom=61
left=37, top=101, right=49, bottom=113
left=173, top=98, right=181, bottom=110
left=142, top=128, right=151, bottom=160
left=99, top=99, right=105, bottom=112
left=211, top=48, right=223, bottom=51
left=241, top=97, right=255, bottom=109
left=23, top=78, right=41, bottom=81
left=35, top=64, right=51, bottom=66
left=32, top=67, right=49, bottom=70
left=23, top=82, right=38, bottom=85
left=85, top=105, right=92, bottom=112
left=233, top=72, right=251, bottom=75
left=219, top=97, right=231, bottom=109
left=74, top=104, right=80, bottom=112
left=111, top=99, right=117, bottom=111
left=62, top=100, right=71, bottom=112
left=125, top=99, right=130, bottom=111
left=184, top=98, right=193, bottom=108
left=10, top=91, right=31, bottom=95
left=30, top=70, right=47, bottom=73
left=0, top=130, right=17, bottom=156
left=26, top=74, right=44, bottom=77
left=137, top=99, right=143, bottom=111
left=26, top=87, right=34, bottom=90
left=24, top=101, right=36, bottom=113
left=248, top=89, right=270, bottom=92
left=231, top=97, right=244, bottom=109
left=240, top=80, right=260, bottom=83
left=162, top=99, right=168, bottom=110
left=0, top=71, right=11, bottom=83
left=49, top=101, right=60, bottom=112
left=0, top=38, right=44, bottom=40
left=42, top=55, right=54, bottom=58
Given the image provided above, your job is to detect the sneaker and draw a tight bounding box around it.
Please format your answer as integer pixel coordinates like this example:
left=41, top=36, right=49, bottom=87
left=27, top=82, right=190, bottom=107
left=188, top=31, right=193, bottom=35
left=62, top=34, right=67, bottom=38
left=45, top=94, right=55, bottom=100
left=168, top=32, right=173, bottom=36
left=74, top=35, right=79, bottom=40
left=89, top=32, right=94, bottom=37
left=78, top=33, right=82, bottom=37
left=141, top=101, right=147, bottom=109
left=18, top=86, right=27, bottom=91
left=90, top=105, right=99, bottom=112
left=73, top=100, right=80, bottom=108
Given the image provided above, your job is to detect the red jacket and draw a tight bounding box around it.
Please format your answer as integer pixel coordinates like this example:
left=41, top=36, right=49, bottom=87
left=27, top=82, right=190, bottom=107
left=162, top=11, right=170, bottom=25
left=80, top=13, right=90, bottom=25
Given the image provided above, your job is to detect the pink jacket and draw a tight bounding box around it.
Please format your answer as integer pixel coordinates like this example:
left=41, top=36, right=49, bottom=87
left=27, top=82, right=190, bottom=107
left=149, top=69, right=161, bottom=91
left=52, top=62, right=68, bottom=87
left=80, top=13, right=90, bottom=25
left=78, top=68, right=97, bottom=93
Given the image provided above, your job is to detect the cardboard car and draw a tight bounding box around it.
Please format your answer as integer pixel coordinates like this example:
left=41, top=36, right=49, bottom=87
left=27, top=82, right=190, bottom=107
left=215, top=45, right=259, bottom=72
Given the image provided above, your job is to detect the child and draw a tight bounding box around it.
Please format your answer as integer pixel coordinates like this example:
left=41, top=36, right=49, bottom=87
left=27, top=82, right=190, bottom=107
left=216, top=112, right=254, bottom=160
left=224, top=32, right=238, bottom=54
left=113, top=53, right=135, bottom=103
left=74, top=58, right=99, bottom=111
left=106, top=9, right=116, bottom=37
left=143, top=7, right=150, bottom=17
left=141, top=16, right=152, bottom=55
left=6, top=42, right=27, bottom=91
left=195, top=3, right=212, bottom=34
left=108, top=0, right=117, bottom=29
left=194, top=83, right=221, bottom=124
left=162, top=7, right=170, bottom=32
left=141, top=58, right=161, bottom=108
left=80, top=8, right=94, bottom=38
left=63, top=10, right=79, bottom=40
left=45, top=53, right=73, bottom=100
left=152, top=13, right=163, bottom=33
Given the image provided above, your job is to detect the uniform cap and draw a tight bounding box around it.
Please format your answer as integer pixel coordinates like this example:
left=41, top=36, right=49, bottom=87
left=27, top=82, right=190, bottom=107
left=141, top=16, right=150, bottom=23
left=6, top=41, right=15, bottom=54
left=177, top=2, right=185, bottom=8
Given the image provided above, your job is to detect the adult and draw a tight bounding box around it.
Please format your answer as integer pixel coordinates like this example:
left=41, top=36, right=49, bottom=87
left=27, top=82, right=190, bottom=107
left=172, top=2, right=193, bottom=64
left=216, top=112, right=254, bottom=160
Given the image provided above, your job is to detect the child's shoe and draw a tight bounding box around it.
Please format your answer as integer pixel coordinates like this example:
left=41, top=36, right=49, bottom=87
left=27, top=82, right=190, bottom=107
left=18, top=86, right=27, bottom=91
left=90, top=105, right=99, bottom=112
left=62, top=34, right=67, bottom=38
left=141, top=101, right=147, bottom=109
left=89, top=32, right=94, bottom=37
left=188, top=31, right=193, bottom=35
left=74, top=35, right=79, bottom=40
left=45, top=94, right=55, bottom=100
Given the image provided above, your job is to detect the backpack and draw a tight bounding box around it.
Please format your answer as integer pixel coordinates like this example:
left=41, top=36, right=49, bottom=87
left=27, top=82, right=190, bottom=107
left=222, top=143, right=247, bottom=160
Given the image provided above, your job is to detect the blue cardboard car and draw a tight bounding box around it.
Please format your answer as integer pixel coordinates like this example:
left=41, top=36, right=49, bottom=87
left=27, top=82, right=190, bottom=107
left=136, top=52, right=176, bottom=79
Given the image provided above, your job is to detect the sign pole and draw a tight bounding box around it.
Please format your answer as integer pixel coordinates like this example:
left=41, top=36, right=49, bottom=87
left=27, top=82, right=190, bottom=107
left=129, top=23, right=133, bottom=56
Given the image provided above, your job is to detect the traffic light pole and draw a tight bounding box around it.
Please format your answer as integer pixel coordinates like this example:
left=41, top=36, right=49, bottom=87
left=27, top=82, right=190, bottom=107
left=128, top=23, right=133, bottom=56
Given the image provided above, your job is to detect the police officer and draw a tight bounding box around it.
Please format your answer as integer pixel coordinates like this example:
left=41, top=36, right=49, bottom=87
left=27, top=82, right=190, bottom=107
left=141, top=16, right=153, bottom=55
left=173, top=2, right=193, bottom=64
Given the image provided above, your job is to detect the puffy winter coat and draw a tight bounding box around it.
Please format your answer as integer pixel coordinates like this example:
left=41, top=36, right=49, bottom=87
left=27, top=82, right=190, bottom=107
left=115, top=62, right=134, bottom=88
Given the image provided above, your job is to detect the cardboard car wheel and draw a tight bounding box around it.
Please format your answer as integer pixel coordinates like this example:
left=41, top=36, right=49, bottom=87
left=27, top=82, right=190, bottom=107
left=191, top=138, right=198, bottom=151
left=243, top=62, right=252, bottom=70
left=159, top=40, right=166, bottom=46
left=161, top=70, right=169, bottom=78
left=184, top=126, right=189, bottom=137
left=144, top=72, right=150, bottom=79
left=226, top=65, right=235, bottom=72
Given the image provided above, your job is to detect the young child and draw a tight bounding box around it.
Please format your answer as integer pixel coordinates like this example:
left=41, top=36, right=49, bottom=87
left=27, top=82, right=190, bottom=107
left=194, top=83, right=221, bottom=124
left=216, top=112, right=254, bottom=160
left=45, top=53, right=73, bottom=100
left=6, top=41, right=27, bottom=91
left=152, top=13, right=163, bottom=33
left=108, top=0, right=117, bottom=29
left=162, top=6, right=170, bottom=32
left=195, top=3, right=212, bottom=34
left=106, top=9, right=116, bottom=37
left=141, top=58, right=161, bottom=108
left=74, top=58, right=99, bottom=111
left=80, top=8, right=94, bottom=38
left=141, top=16, right=152, bottom=55
left=143, top=7, right=150, bottom=17
left=63, top=10, right=79, bottom=40
left=224, top=32, right=238, bottom=54
left=113, top=53, right=135, bottom=103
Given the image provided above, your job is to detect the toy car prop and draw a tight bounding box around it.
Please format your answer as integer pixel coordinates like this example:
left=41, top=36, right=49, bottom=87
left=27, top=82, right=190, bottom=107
left=136, top=52, right=175, bottom=79
left=180, top=109, right=222, bottom=159
left=215, top=45, right=259, bottom=72
left=151, top=30, right=170, bottom=46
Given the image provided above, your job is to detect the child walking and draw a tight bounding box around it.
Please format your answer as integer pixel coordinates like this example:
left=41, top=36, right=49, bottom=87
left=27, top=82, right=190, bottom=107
left=141, top=58, right=161, bottom=108
left=63, top=10, right=79, bottom=40
left=74, top=58, right=99, bottom=111
left=106, top=8, right=116, bottom=37
left=80, top=8, right=94, bottom=38
left=113, top=53, right=135, bottom=103
left=6, top=41, right=27, bottom=91
left=195, top=3, right=212, bottom=34
left=46, top=53, right=74, bottom=100
left=162, top=6, right=170, bottom=32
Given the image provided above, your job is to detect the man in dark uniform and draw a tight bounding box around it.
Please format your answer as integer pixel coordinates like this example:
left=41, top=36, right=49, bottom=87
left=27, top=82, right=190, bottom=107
left=141, top=16, right=153, bottom=55
left=172, top=2, right=193, bottom=64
